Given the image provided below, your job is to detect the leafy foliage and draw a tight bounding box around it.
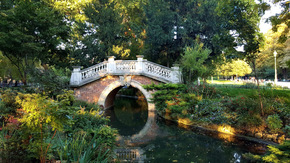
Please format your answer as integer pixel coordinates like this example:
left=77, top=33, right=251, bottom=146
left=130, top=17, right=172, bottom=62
left=0, top=126, right=34, bottom=163
left=243, top=140, right=290, bottom=163
left=28, top=66, right=71, bottom=97
left=146, top=83, right=290, bottom=135
left=0, top=89, right=117, bottom=162
left=266, top=114, right=283, bottom=133
left=0, top=0, right=70, bottom=84
left=217, top=59, right=252, bottom=77
left=180, top=43, right=211, bottom=84
left=269, top=0, right=289, bottom=43
left=55, top=132, right=110, bottom=163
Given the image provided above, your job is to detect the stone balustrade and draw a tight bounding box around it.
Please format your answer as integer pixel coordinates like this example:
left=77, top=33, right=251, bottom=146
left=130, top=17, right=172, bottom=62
left=70, top=55, right=181, bottom=87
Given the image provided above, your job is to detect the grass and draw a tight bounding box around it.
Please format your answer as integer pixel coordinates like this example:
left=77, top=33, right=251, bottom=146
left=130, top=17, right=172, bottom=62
left=216, top=87, right=290, bottom=105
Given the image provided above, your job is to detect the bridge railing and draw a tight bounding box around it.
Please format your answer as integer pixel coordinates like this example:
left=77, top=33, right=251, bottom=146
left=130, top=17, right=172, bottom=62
left=70, top=55, right=181, bottom=87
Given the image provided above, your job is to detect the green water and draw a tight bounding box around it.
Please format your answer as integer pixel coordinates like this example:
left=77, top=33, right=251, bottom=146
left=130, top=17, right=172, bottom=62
left=106, top=96, right=266, bottom=162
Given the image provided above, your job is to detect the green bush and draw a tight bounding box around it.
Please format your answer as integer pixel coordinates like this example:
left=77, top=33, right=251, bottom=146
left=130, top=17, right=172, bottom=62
left=187, top=84, right=220, bottom=99
left=237, top=114, right=263, bottom=128
left=266, top=114, right=283, bottom=133
left=192, top=99, right=229, bottom=124
left=28, top=67, right=70, bottom=97
left=243, top=83, right=257, bottom=89
left=243, top=140, right=290, bottom=163
left=0, top=89, right=19, bottom=113
left=0, top=127, right=34, bottom=163
left=266, top=82, right=273, bottom=87
left=283, top=125, right=290, bottom=136
left=55, top=132, right=111, bottom=163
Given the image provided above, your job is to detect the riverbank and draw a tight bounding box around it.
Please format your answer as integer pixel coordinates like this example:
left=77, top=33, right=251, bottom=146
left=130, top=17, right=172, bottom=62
left=144, top=83, right=290, bottom=145
left=159, top=112, right=283, bottom=146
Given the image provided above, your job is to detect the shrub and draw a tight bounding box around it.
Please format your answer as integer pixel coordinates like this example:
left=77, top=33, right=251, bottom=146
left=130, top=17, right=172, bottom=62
left=283, top=125, right=290, bottom=137
left=266, top=114, right=283, bottom=133
left=237, top=114, right=263, bottom=128
left=243, top=83, right=257, bottom=89
left=0, top=127, right=34, bottom=163
left=0, top=89, right=20, bottom=124
left=243, top=140, right=290, bottom=163
left=192, top=99, right=229, bottom=124
left=0, top=89, right=19, bottom=112
left=266, top=82, right=273, bottom=87
left=187, top=84, right=220, bottom=99
left=55, top=132, right=111, bottom=163
left=28, top=67, right=70, bottom=97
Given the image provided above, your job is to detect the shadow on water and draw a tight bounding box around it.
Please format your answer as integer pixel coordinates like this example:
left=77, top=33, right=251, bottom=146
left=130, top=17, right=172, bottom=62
left=105, top=96, right=267, bottom=162
left=105, top=96, right=148, bottom=136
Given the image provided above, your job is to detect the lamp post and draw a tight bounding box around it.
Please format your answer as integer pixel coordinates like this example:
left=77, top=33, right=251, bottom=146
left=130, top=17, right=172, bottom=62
left=274, top=50, right=277, bottom=85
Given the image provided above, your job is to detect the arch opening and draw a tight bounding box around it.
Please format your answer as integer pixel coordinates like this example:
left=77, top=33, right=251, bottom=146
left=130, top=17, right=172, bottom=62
left=105, top=86, right=148, bottom=136
left=98, top=79, right=157, bottom=143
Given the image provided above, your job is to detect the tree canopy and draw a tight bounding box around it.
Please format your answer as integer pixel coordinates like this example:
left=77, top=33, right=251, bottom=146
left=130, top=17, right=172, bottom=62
left=0, top=0, right=70, bottom=84
left=0, top=0, right=267, bottom=84
left=217, top=59, right=252, bottom=78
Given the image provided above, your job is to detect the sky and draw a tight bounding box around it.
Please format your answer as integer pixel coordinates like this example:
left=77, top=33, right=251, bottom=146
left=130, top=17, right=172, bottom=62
left=235, top=1, right=283, bottom=51
left=258, top=0, right=283, bottom=33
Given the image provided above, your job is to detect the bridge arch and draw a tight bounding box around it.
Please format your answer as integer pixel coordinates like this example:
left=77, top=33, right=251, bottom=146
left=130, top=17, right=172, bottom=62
left=98, top=79, right=152, bottom=110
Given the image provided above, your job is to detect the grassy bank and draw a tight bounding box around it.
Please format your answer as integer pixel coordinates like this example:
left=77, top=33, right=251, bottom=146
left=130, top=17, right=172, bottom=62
left=216, top=87, right=290, bottom=105
left=144, top=83, right=290, bottom=143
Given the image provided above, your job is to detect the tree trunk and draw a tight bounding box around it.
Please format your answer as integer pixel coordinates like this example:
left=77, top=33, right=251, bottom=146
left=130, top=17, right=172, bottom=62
left=252, top=60, right=264, bottom=116
left=282, top=68, right=287, bottom=80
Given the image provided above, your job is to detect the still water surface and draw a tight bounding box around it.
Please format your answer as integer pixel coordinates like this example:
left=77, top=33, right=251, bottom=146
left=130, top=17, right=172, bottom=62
left=105, top=96, right=266, bottom=162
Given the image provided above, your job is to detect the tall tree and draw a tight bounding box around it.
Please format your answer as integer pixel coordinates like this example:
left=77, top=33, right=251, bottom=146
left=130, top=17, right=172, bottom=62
left=180, top=42, right=211, bottom=84
left=0, top=0, right=70, bottom=84
left=114, top=0, right=148, bottom=59
left=257, top=24, right=289, bottom=79
left=143, top=0, right=263, bottom=67
left=143, top=0, right=179, bottom=66
left=70, top=0, right=127, bottom=67
left=217, top=59, right=252, bottom=78
left=269, top=0, right=289, bottom=43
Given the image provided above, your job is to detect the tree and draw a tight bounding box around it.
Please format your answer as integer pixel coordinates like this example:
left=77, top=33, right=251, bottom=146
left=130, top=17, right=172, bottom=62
left=217, top=59, right=252, bottom=78
left=143, top=0, right=264, bottom=68
left=269, top=0, right=289, bottom=43
left=68, top=0, right=128, bottom=67
left=180, top=42, right=211, bottom=84
left=143, top=0, right=179, bottom=66
left=256, top=24, right=289, bottom=79
left=49, top=0, right=92, bottom=22
left=0, top=0, right=70, bottom=85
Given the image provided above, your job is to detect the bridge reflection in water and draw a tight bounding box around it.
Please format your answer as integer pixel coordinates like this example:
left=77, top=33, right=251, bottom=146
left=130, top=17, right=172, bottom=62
left=105, top=92, right=159, bottom=146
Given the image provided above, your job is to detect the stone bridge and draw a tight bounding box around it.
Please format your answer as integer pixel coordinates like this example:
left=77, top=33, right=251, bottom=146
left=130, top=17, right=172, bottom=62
left=70, top=55, right=181, bottom=144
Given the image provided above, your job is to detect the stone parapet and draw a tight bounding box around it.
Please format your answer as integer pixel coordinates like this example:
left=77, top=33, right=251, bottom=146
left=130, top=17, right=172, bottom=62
left=70, top=56, right=182, bottom=87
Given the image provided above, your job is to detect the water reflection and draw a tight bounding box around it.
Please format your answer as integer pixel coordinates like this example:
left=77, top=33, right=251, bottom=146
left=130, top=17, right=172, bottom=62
left=105, top=96, right=148, bottom=136
left=105, top=97, right=267, bottom=162
left=142, top=119, right=263, bottom=163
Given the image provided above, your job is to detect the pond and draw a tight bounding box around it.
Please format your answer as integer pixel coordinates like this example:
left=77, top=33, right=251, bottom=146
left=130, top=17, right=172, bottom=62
left=105, top=96, right=267, bottom=162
